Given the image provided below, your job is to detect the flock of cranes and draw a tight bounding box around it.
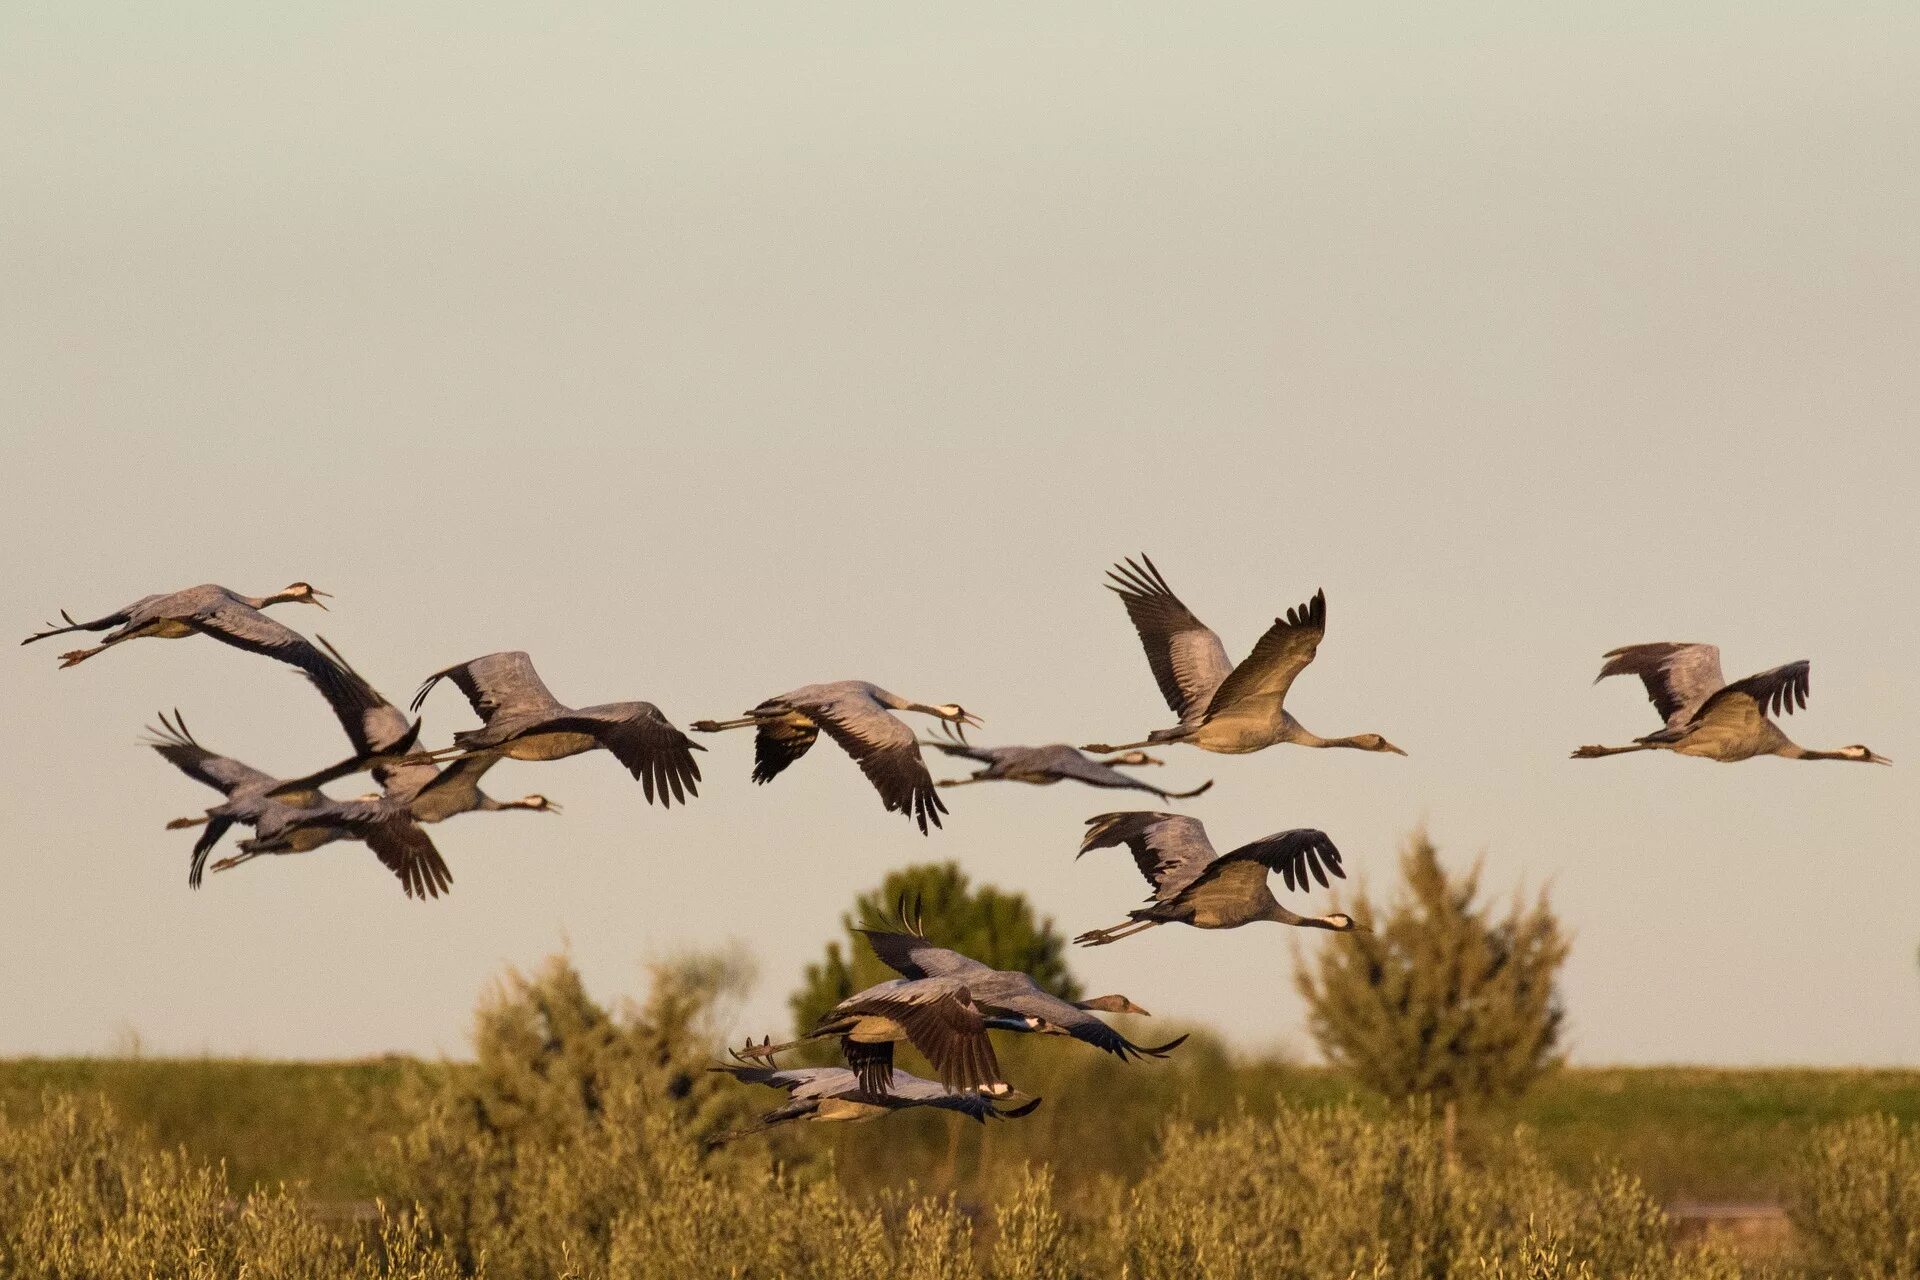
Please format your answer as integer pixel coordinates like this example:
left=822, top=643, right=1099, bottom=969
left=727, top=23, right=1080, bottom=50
left=24, top=556, right=1891, bottom=1140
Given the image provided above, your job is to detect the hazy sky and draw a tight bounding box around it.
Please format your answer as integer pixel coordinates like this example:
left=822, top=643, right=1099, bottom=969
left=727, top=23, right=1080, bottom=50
left=3, top=2, right=1916, bottom=1065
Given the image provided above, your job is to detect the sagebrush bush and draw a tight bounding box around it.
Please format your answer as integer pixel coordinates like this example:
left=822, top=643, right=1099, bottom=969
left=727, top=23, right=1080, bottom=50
left=1786, top=1113, right=1920, bottom=1279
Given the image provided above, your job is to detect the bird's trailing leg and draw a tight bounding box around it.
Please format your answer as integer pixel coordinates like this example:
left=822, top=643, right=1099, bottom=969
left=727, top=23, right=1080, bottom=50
left=208, top=850, right=263, bottom=875
left=1073, top=919, right=1161, bottom=947
left=57, top=643, right=113, bottom=667
left=166, top=815, right=209, bottom=831
left=691, top=716, right=761, bottom=733
left=1570, top=743, right=1657, bottom=760
left=1080, top=738, right=1156, bottom=754
left=934, top=774, right=988, bottom=788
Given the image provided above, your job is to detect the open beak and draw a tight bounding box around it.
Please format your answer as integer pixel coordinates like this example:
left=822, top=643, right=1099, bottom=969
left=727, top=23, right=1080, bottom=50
left=309, top=590, right=332, bottom=611
left=1870, top=752, right=1893, bottom=766
left=543, top=800, right=564, bottom=814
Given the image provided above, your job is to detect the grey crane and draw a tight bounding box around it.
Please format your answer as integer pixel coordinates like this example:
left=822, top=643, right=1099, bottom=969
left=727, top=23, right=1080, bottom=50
left=708, top=1053, right=1040, bottom=1145
left=859, top=902, right=1190, bottom=1064
left=920, top=724, right=1213, bottom=800
left=145, top=710, right=335, bottom=888
left=736, top=976, right=1011, bottom=1097
left=211, top=792, right=454, bottom=900
left=407, top=651, right=702, bottom=806
left=1573, top=643, right=1890, bottom=766
left=1083, top=556, right=1404, bottom=758
left=1072, top=811, right=1358, bottom=947
left=22, top=583, right=336, bottom=679
left=294, top=637, right=562, bottom=820
left=692, top=681, right=981, bottom=833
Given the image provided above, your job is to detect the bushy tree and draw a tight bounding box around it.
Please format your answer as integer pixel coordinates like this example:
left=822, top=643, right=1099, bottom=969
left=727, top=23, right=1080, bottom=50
left=1294, top=832, right=1568, bottom=1117
left=789, top=862, right=1080, bottom=1037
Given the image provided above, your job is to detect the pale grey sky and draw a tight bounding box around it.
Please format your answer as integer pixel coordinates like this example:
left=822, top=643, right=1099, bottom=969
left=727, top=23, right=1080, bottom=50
left=3, top=2, right=1916, bottom=1065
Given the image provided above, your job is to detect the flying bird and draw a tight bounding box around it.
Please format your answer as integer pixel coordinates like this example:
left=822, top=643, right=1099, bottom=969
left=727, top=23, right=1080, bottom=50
left=920, top=724, right=1213, bottom=800
left=296, top=637, right=562, bottom=820
left=1573, top=643, right=1890, bottom=766
left=145, top=710, right=334, bottom=888
left=1072, top=811, right=1359, bottom=947
left=23, top=583, right=348, bottom=695
left=707, top=1053, right=1039, bottom=1145
left=736, top=976, right=1009, bottom=1097
left=860, top=903, right=1189, bottom=1064
left=409, top=651, right=702, bottom=806
left=1084, top=556, right=1403, bottom=759
left=693, top=681, right=980, bottom=833
left=212, top=794, right=454, bottom=901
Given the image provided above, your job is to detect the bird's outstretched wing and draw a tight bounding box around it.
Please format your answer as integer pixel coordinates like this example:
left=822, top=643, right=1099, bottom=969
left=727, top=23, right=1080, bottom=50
left=857, top=924, right=991, bottom=984
left=1106, top=556, right=1233, bottom=725
left=144, top=710, right=275, bottom=796
left=358, top=810, right=454, bottom=900
left=1217, top=828, right=1345, bottom=893
left=830, top=979, right=1001, bottom=1095
left=405, top=748, right=507, bottom=820
left=1692, top=661, right=1811, bottom=727
left=917, top=726, right=1000, bottom=766
left=410, top=651, right=564, bottom=722
left=1038, top=748, right=1201, bottom=797
left=1595, top=643, right=1726, bottom=730
left=1203, top=589, right=1326, bottom=720
left=789, top=691, right=945, bottom=833
left=752, top=716, right=819, bottom=784
left=180, top=598, right=363, bottom=712
left=547, top=704, right=703, bottom=807
left=1078, top=811, right=1218, bottom=902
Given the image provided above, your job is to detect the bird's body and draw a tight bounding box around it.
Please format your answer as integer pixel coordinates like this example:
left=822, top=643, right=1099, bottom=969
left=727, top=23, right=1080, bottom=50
left=23, top=582, right=337, bottom=679
left=145, top=711, right=333, bottom=887
left=228, top=794, right=454, bottom=900
left=410, top=651, right=702, bottom=806
left=736, top=975, right=1008, bottom=1097
left=1083, top=556, right=1403, bottom=759
left=1071, top=811, right=1357, bottom=946
left=708, top=1060, right=1039, bottom=1143
left=693, top=680, right=979, bottom=832
left=921, top=729, right=1212, bottom=800
left=859, top=911, right=1189, bottom=1063
left=1574, top=644, right=1889, bottom=766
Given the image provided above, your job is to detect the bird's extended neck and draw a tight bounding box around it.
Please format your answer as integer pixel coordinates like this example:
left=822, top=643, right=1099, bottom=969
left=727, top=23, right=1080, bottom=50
left=1778, top=743, right=1859, bottom=763
left=1263, top=901, right=1341, bottom=930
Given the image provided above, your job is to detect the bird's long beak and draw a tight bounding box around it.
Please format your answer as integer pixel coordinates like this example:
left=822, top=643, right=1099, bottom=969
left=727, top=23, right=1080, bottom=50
left=1870, top=752, right=1893, bottom=766
left=309, top=590, right=332, bottom=611
left=543, top=800, right=564, bottom=813
left=1382, top=741, right=1407, bottom=756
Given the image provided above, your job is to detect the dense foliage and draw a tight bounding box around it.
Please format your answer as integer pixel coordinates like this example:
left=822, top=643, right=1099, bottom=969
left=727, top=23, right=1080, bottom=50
left=5, top=952, right=1919, bottom=1277
left=1297, top=832, right=1568, bottom=1110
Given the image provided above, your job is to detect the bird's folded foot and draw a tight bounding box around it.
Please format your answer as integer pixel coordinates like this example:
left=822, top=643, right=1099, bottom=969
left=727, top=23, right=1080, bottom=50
left=57, top=647, right=99, bottom=667
left=1570, top=745, right=1611, bottom=759
left=165, top=816, right=207, bottom=830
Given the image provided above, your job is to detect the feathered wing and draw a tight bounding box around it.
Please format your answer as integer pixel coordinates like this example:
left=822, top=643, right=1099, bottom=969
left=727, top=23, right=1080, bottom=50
left=409, top=651, right=565, bottom=721
left=145, top=713, right=275, bottom=796
left=279, top=637, right=435, bottom=797
left=751, top=715, right=819, bottom=784
left=1078, top=811, right=1219, bottom=902
left=1596, top=643, right=1726, bottom=730
left=857, top=927, right=992, bottom=984
left=1041, top=749, right=1174, bottom=793
left=917, top=735, right=1000, bottom=766
left=1682, top=661, right=1811, bottom=738
left=185, top=599, right=362, bottom=709
left=358, top=811, right=454, bottom=900
left=1105, top=556, right=1233, bottom=724
left=1216, top=828, right=1345, bottom=894
left=788, top=691, right=945, bottom=832
left=829, top=979, right=1001, bottom=1094
left=405, top=748, right=508, bottom=819
left=547, top=704, right=703, bottom=807
left=996, top=986, right=1190, bottom=1062
left=1203, top=589, right=1326, bottom=719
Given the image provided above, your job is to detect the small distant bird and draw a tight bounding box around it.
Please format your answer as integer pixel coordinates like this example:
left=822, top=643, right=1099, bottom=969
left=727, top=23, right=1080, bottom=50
left=1084, top=556, right=1404, bottom=758
left=708, top=1053, right=1040, bottom=1145
left=693, top=682, right=981, bottom=833
left=23, top=582, right=334, bottom=674
left=736, top=976, right=1009, bottom=1097
left=1574, top=643, right=1891, bottom=766
left=409, top=651, right=702, bottom=806
left=1073, top=811, right=1358, bottom=947
left=860, top=903, right=1189, bottom=1064
left=146, top=710, right=332, bottom=888
left=919, top=724, right=1213, bottom=801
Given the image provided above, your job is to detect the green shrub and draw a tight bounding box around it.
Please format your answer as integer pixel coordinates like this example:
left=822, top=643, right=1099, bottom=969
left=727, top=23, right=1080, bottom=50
left=1786, top=1113, right=1920, bottom=1279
